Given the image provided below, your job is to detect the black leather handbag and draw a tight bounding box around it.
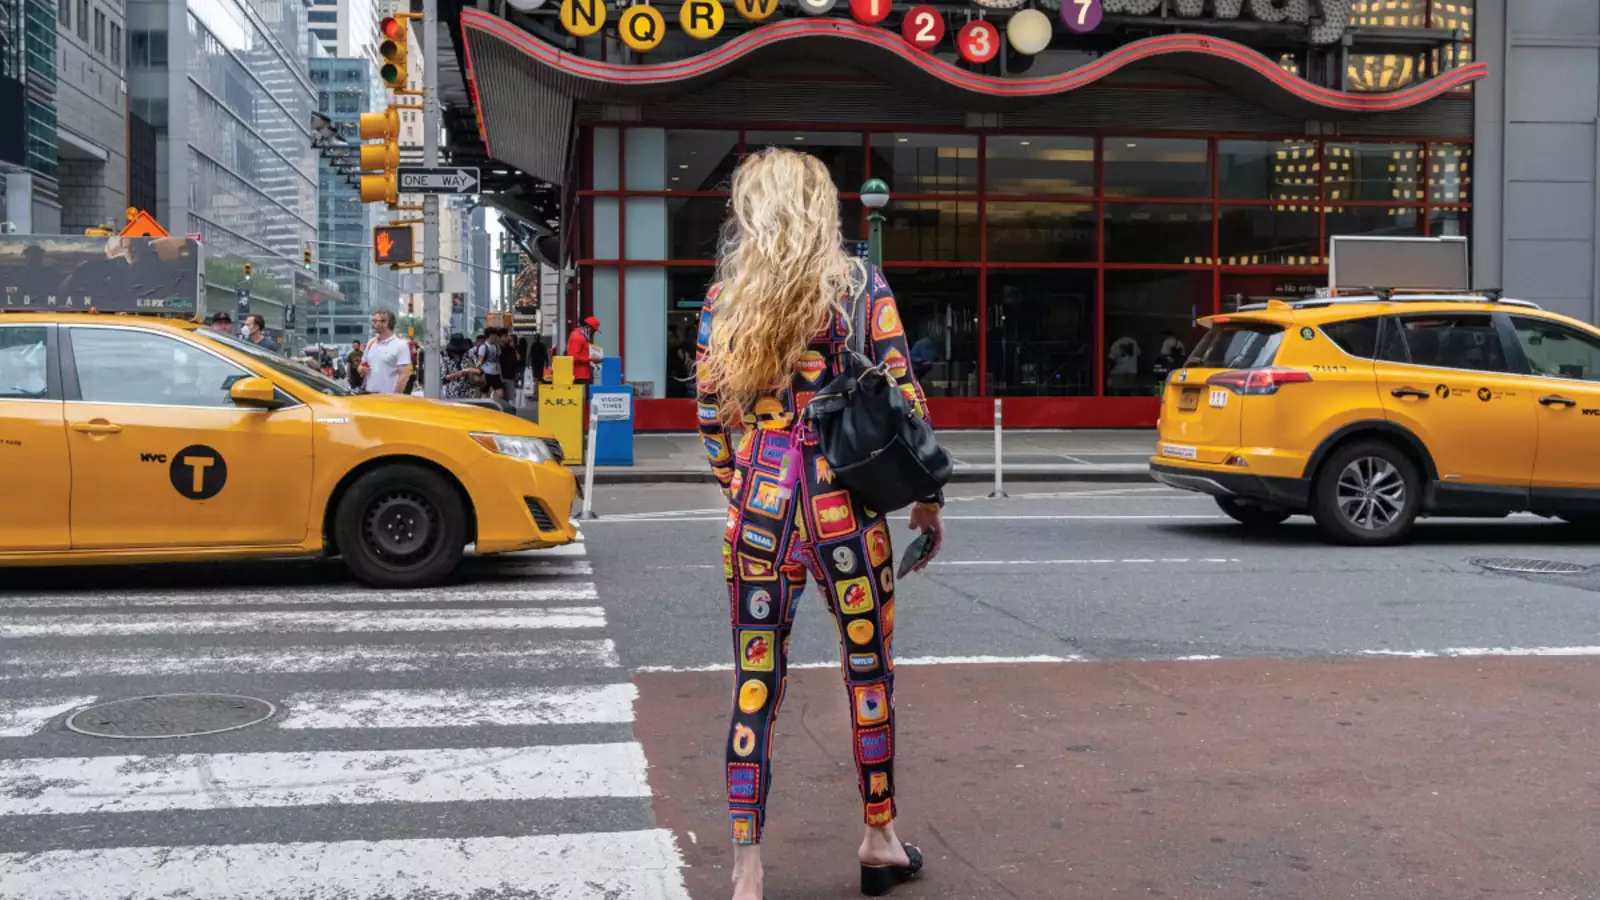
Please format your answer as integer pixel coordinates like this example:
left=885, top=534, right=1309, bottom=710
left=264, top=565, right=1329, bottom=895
left=804, top=260, right=952, bottom=513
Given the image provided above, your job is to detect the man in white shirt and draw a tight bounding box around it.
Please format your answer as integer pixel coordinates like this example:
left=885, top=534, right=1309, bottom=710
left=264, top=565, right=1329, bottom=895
left=358, top=308, right=413, bottom=394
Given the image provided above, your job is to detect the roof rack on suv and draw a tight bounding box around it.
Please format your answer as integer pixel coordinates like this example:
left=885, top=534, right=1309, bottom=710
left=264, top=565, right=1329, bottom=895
left=1231, top=288, right=1540, bottom=313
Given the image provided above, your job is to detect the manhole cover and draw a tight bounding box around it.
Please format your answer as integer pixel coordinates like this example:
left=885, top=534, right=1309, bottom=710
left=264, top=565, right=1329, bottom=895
left=66, top=693, right=277, bottom=740
left=1471, top=557, right=1590, bottom=575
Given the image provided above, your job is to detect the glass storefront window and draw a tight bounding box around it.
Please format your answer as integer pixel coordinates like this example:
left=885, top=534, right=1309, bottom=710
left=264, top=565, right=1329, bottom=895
left=871, top=133, right=978, bottom=196
left=1350, top=0, right=1427, bottom=27
left=746, top=131, right=864, bottom=193
left=665, top=130, right=739, bottom=192
left=666, top=269, right=715, bottom=398
left=1325, top=143, right=1422, bottom=203
left=985, top=202, right=1096, bottom=263
left=1346, top=53, right=1428, bottom=93
left=986, top=270, right=1094, bottom=396
left=667, top=197, right=726, bottom=260
left=1219, top=206, right=1321, bottom=267
left=882, top=201, right=979, bottom=262
left=1428, top=208, right=1471, bottom=238
left=1219, top=140, right=1319, bottom=201
left=881, top=268, right=979, bottom=397
left=985, top=136, right=1094, bottom=196
left=1430, top=0, right=1473, bottom=34
left=1428, top=143, right=1471, bottom=204
left=1103, top=138, right=1209, bottom=199
left=1104, top=271, right=1210, bottom=396
left=1327, top=206, right=1422, bottom=239
left=1104, top=204, right=1213, bottom=264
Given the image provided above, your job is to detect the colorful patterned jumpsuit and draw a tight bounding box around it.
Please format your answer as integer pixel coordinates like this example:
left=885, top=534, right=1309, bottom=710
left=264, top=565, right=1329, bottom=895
left=695, top=268, right=941, bottom=846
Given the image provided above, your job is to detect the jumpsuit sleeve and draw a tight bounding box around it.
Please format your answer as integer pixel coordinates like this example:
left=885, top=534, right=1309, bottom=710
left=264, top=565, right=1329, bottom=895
left=867, top=269, right=945, bottom=508
left=695, top=286, right=736, bottom=493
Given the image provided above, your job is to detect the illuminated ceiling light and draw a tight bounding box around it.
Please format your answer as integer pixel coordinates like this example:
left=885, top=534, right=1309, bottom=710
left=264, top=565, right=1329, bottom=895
left=897, top=137, right=908, bottom=143
left=1126, top=142, right=1138, bottom=148
left=1019, top=140, right=1031, bottom=146
left=793, top=136, right=805, bottom=141
left=678, top=164, right=689, bottom=169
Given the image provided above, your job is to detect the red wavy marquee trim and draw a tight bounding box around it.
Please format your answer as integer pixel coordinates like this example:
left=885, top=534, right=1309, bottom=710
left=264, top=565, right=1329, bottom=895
left=461, top=8, right=1486, bottom=113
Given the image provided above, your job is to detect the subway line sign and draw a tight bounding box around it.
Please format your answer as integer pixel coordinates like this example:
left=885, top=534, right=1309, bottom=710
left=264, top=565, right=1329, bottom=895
left=581, top=0, right=1356, bottom=54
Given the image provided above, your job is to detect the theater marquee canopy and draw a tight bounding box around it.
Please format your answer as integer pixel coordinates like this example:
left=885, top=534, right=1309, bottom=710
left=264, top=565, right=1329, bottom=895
left=457, top=0, right=1487, bottom=185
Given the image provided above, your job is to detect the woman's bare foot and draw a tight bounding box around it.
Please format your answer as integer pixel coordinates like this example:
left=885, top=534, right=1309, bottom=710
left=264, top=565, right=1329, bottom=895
left=732, top=843, right=764, bottom=900
left=859, top=824, right=912, bottom=868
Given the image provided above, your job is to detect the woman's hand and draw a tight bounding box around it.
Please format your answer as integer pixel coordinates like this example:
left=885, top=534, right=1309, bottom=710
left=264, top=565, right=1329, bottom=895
left=907, top=502, right=944, bottom=572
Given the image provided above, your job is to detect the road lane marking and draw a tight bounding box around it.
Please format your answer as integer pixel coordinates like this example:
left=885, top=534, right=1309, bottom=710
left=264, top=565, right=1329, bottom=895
left=0, top=639, right=621, bottom=680
left=0, top=585, right=601, bottom=609
left=279, top=684, right=638, bottom=730
left=637, top=654, right=1084, bottom=673
left=0, top=696, right=95, bottom=737
left=0, top=830, right=692, bottom=900
left=0, top=607, right=607, bottom=638
left=0, top=743, right=652, bottom=815
left=1362, top=646, right=1600, bottom=658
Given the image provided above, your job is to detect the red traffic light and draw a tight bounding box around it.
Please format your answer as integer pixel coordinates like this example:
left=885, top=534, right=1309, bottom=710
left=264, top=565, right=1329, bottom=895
left=381, top=16, right=403, bottom=39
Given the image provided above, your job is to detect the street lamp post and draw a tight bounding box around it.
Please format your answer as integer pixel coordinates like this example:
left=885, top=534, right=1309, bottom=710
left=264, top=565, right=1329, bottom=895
left=860, top=178, right=890, bottom=268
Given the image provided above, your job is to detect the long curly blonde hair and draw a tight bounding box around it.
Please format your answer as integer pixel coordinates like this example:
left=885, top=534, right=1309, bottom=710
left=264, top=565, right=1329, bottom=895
left=699, top=148, right=857, bottom=429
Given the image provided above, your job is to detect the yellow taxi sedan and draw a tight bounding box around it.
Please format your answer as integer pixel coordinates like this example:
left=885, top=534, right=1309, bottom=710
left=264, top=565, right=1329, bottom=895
left=0, top=312, right=577, bottom=587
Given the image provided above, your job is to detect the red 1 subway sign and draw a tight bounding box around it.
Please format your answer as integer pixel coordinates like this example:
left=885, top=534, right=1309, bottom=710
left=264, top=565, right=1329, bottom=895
left=901, top=5, right=945, bottom=51
left=957, top=19, right=999, bottom=64
left=848, top=0, right=890, bottom=25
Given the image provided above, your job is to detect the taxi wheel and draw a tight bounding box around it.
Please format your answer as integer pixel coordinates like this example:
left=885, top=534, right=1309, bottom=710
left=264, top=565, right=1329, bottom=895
left=1311, top=441, right=1420, bottom=546
left=335, top=464, right=466, bottom=588
left=1215, top=497, right=1291, bottom=529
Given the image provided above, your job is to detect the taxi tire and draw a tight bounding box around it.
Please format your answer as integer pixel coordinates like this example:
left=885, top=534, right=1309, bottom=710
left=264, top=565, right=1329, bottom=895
left=1215, top=497, right=1292, bottom=529
left=1311, top=441, right=1420, bottom=546
left=335, top=464, right=466, bottom=588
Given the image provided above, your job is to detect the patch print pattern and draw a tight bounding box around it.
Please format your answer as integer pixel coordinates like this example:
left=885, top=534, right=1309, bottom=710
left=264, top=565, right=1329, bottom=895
left=697, top=273, right=935, bottom=844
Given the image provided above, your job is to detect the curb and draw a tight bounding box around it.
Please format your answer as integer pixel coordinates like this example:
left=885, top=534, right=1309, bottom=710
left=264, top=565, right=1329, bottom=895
left=582, top=466, right=1154, bottom=485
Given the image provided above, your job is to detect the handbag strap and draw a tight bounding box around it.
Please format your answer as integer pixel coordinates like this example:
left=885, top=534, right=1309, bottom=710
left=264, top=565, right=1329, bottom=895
left=839, top=257, right=871, bottom=370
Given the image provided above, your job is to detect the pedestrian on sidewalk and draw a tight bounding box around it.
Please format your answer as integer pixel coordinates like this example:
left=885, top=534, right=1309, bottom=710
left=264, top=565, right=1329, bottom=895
left=695, top=147, right=944, bottom=900
left=566, top=316, right=600, bottom=385
left=357, top=309, right=412, bottom=394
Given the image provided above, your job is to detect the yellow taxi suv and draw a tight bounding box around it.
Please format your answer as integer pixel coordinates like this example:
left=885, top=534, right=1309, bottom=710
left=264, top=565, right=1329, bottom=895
left=1151, top=291, right=1600, bottom=545
left=0, top=313, right=577, bottom=587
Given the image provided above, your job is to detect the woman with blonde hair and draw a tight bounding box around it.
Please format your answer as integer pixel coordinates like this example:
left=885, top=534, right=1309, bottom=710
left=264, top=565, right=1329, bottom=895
left=696, top=147, right=945, bottom=899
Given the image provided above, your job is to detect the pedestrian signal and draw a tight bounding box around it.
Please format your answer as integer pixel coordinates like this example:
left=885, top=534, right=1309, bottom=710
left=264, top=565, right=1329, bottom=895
left=379, top=16, right=408, bottom=87
left=374, top=225, right=415, bottom=265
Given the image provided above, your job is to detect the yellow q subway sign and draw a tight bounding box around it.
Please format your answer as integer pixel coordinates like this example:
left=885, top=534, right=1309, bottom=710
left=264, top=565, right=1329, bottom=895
left=567, top=0, right=729, bottom=47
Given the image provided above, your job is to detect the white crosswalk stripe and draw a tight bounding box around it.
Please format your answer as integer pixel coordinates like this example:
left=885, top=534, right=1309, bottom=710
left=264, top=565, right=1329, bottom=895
left=0, top=535, right=692, bottom=898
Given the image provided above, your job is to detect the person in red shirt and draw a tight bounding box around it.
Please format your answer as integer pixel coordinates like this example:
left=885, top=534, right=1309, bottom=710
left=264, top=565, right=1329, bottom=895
left=566, top=316, right=601, bottom=384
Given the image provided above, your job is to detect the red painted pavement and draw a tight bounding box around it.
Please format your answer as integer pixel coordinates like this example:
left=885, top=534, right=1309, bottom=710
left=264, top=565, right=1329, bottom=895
left=635, top=659, right=1600, bottom=899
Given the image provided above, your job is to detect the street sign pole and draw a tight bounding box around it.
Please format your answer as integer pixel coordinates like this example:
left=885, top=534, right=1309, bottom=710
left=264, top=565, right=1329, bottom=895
left=421, top=0, right=442, bottom=400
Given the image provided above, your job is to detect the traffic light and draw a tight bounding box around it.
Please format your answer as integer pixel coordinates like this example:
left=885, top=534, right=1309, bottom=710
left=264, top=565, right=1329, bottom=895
left=358, top=107, right=401, bottom=205
left=243, top=263, right=253, bottom=278
left=374, top=225, right=415, bottom=266
left=303, top=244, right=313, bottom=267
left=379, top=16, right=408, bottom=89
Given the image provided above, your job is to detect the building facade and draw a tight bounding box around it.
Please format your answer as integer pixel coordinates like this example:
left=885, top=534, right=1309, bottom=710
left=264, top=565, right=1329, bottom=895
left=55, top=0, right=127, bottom=234
left=308, top=0, right=380, bottom=62
left=1, top=0, right=62, bottom=234
left=127, top=0, right=318, bottom=334
left=309, top=55, right=379, bottom=344
left=455, top=0, right=1595, bottom=429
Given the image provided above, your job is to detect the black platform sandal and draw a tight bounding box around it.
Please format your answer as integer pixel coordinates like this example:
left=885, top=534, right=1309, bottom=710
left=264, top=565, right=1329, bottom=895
left=860, top=842, right=923, bottom=896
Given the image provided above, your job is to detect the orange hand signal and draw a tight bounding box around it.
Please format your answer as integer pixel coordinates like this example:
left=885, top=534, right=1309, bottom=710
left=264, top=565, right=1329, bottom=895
left=375, top=230, right=395, bottom=259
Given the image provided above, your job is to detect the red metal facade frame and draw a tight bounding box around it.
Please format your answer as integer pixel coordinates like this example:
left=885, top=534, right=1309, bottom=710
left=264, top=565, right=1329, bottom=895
left=460, top=11, right=1487, bottom=114
left=579, top=127, right=1472, bottom=429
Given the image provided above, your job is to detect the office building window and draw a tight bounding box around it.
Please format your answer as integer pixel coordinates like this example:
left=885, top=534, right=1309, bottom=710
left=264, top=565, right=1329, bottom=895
left=110, top=23, right=121, bottom=67
left=94, top=9, right=105, bottom=55
left=77, top=0, right=87, bottom=40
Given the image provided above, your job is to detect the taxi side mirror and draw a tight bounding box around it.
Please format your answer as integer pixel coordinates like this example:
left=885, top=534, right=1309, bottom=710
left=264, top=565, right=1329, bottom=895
left=230, top=377, right=283, bottom=409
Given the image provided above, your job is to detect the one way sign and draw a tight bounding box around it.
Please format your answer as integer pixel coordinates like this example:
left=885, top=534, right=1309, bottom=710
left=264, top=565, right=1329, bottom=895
left=396, top=166, right=481, bottom=194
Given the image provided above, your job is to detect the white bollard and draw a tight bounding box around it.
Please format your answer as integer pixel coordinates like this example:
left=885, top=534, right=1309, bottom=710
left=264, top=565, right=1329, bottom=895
left=577, top=409, right=601, bottom=520
left=987, top=397, right=1008, bottom=499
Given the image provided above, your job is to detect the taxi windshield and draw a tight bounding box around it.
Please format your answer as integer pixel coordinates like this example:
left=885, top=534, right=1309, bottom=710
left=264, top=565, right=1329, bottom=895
left=196, top=329, right=356, bottom=396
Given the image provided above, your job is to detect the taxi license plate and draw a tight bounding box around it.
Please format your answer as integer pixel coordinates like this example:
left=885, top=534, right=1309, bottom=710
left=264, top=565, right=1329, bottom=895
left=1178, top=388, right=1201, bottom=411
left=1161, top=443, right=1198, bottom=460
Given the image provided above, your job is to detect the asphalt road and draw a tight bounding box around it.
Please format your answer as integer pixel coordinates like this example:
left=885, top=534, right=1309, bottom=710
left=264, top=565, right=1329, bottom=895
left=585, top=480, right=1600, bottom=671
left=2, top=482, right=1597, bottom=898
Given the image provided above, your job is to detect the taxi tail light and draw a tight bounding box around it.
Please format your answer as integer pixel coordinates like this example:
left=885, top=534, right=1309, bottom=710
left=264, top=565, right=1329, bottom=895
left=1206, top=367, right=1313, bottom=395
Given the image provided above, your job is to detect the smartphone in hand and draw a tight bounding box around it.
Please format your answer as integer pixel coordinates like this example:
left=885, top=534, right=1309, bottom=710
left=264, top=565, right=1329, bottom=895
left=897, top=530, right=935, bottom=579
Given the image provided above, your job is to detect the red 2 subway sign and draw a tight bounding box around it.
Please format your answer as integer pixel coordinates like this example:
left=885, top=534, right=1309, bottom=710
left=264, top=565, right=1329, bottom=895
left=901, top=5, right=944, bottom=51
left=957, top=19, right=999, bottom=63
left=848, top=0, right=890, bottom=25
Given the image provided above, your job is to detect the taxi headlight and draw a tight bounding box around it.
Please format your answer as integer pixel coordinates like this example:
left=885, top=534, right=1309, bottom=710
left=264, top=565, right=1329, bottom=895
left=471, top=433, right=558, bottom=464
